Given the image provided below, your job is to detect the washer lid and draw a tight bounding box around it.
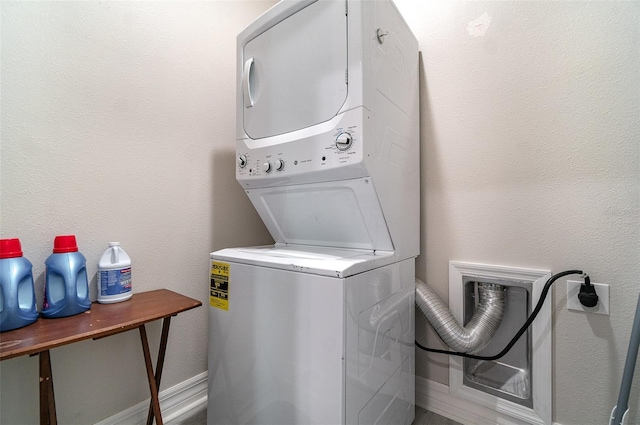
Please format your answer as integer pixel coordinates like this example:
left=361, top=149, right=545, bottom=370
left=211, top=244, right=396, bottom=278
left=245, top=178, right=394, bottom=253
left=241, top=0, right=348, bottom=139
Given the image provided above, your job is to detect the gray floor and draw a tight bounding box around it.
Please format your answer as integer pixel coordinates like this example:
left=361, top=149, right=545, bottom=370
left=414, top=406, right=462, bottom=425
left=173, top=406, right=461, bottom=425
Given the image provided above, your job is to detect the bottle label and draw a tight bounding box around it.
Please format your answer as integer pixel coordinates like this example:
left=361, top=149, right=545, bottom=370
left=99, top=268, right=132, bottom=296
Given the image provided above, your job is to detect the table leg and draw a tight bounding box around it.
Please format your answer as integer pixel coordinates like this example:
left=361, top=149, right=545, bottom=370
left=146, top=317, right=172, bottom=425
left=139, top=325, right=163, bottom=425
left=39, top=350, right=57, bottom=425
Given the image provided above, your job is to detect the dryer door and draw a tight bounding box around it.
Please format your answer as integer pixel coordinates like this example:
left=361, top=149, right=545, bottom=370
left=242, top=0, right=347, bottom=139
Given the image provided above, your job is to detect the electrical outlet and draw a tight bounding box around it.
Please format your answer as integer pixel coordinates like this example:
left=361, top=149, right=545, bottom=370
left=567, top=280, right=609, bottom=315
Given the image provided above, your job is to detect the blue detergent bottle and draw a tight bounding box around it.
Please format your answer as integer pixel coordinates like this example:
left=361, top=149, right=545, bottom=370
left=0, top=238, right=38, bottom=332
left=42, top=235, right=91, bottom=318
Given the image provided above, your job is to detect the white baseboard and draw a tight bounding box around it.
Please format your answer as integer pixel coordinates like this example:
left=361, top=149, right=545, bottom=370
left=98, top=372, right=569, bottom=425
left=416, top=376, right=563, bottom=425
left=94, top=371, right=208, bottom=425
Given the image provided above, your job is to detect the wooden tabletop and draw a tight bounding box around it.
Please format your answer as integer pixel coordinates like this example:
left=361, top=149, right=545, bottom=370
left=0, top=289, right=202, bottom=361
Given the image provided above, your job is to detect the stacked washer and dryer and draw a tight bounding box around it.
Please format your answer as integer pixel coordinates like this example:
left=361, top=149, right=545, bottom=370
left=208, top=1, right=419, bottom=424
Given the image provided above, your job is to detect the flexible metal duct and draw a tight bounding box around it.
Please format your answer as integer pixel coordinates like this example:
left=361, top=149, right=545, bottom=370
left=415, top=278, right=506, bottom=354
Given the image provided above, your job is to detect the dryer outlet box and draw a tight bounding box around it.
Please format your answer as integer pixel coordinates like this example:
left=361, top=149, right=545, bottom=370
left=448, top=262, right=552, bottom=425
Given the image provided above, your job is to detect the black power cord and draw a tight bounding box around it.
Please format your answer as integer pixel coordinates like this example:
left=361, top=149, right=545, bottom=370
left=415, top=269, right=597, bottom=361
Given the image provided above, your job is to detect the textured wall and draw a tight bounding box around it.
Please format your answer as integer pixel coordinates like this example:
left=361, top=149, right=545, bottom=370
left=393, top=1, right=640, bottom=424
left=0, top=1, right=274, bottom=423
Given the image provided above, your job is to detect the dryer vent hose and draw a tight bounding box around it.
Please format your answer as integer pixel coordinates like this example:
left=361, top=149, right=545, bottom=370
left=415, top=278, right=506, bottom=354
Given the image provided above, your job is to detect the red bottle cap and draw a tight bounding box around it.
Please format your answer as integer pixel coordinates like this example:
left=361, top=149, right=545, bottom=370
left=0, top=238, right=23, bottom=259
left=53, top=235, right=79, bottom=253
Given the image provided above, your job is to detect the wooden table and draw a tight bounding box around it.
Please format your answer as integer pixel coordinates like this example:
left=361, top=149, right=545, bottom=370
left=0, top=289, right=202, bottom=425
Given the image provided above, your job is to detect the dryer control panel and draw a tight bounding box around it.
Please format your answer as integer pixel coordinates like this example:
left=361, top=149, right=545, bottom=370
left=236, top=109, right=367, bottom=188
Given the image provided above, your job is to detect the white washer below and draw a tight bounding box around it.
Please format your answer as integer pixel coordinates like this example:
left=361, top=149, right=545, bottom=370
left=208, top=245, right=415, bottom=425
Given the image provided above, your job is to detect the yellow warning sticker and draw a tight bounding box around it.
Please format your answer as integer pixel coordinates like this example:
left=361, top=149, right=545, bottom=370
left=210, top=261, right=229, bottom=311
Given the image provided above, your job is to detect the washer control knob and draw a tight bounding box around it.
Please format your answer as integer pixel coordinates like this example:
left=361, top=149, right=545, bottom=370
left=237, top=154, right=247, bottom=168
left=335, top=133, right=353, bottom=151
left=263, top=162, right=272, bottom=173
left=275, top=159, right=285, bottom=171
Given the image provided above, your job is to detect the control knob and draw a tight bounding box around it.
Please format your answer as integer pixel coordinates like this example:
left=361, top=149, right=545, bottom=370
left=237, top=154, right=247, bottom=168
left=262, top=162, right=272, bottom=173
left=275, top=159, right=285, bottom=171
left=335, top=133, right=353, bottom=151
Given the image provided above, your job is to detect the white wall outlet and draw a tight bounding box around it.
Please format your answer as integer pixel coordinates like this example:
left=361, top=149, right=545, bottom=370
left=567, top=280, right=610, bottom=315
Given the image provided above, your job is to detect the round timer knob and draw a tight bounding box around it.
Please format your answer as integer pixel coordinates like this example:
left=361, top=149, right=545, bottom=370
left=237, top=154, right=247, bottom=168
left=262, top=162, right=272, bottom=173
left=275, top=159, right=285, bottom=171
left=335, top=133, right=353, bottom=151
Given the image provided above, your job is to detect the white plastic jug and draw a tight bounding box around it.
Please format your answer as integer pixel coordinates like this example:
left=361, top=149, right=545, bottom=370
left=97, top=242, right=132, bottom=304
